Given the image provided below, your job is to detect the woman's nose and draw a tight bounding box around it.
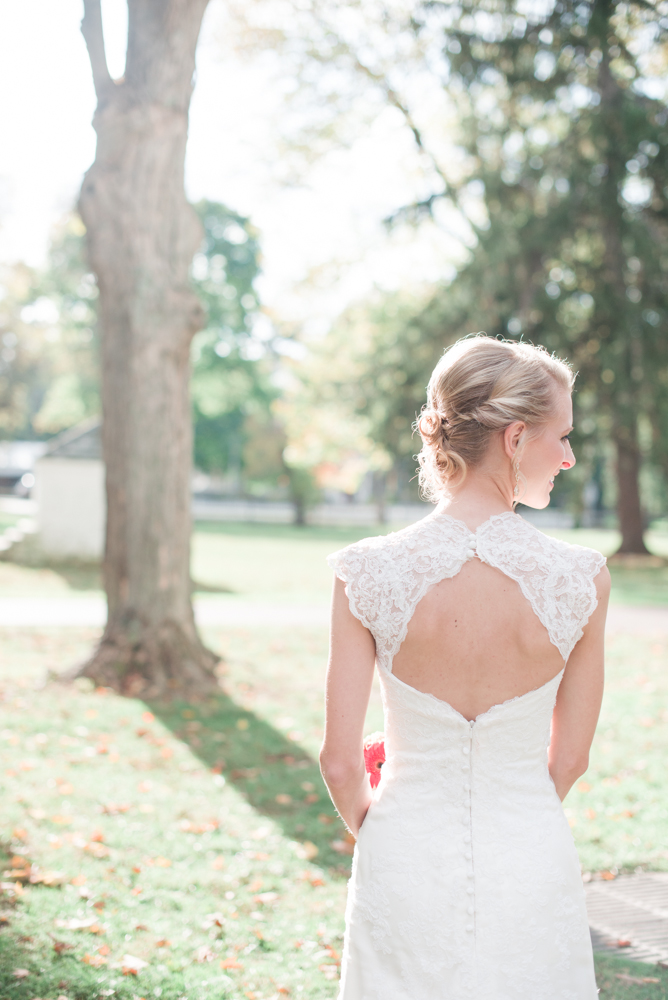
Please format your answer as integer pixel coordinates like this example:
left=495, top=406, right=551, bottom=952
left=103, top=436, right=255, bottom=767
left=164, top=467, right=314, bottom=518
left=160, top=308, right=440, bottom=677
left=562, top=442, right=576, bottom=469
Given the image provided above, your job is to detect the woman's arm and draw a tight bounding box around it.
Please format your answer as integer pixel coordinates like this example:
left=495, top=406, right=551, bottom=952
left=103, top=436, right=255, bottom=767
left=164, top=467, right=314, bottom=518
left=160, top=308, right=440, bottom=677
left=548, top=565, right=611, bottom=801
left=319, top=575, right=377, bottom=836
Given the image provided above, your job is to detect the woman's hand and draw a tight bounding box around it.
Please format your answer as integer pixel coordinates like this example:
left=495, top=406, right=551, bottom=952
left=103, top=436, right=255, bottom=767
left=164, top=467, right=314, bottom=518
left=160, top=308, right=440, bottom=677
left=319, top=576, right=376, bottom=836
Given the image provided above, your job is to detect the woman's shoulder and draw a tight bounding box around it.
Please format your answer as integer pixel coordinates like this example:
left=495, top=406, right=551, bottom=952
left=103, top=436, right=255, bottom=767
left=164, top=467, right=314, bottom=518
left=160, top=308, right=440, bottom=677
left=326, top=510, right=451, bottom=579
left=489, top=514, right=608, bottom=580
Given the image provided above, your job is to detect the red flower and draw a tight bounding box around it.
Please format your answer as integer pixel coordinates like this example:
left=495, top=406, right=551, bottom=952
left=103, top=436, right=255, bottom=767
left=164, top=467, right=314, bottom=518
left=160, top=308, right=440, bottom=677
left=363, top=732, right=386, bottom=788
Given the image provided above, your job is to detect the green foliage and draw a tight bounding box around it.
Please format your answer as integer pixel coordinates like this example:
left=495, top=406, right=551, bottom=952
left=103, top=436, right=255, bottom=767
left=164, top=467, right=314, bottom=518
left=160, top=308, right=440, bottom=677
left=0, top=216, right=99, bottom=439
left=304, top=0, right=668, bottom=516
left=412, top=0, right=668, bottom=512
left=0, top=203, right=286, bottom=494
left=189, top=200, right=284, bottom=486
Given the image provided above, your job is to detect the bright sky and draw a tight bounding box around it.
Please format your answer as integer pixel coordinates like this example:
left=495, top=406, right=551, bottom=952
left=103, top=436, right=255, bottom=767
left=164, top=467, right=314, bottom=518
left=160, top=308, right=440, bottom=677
left=0, top=0, right=460, bottom=327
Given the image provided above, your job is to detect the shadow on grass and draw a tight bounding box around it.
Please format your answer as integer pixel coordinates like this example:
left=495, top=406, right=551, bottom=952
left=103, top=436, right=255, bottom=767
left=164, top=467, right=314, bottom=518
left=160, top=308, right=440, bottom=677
left=0, top=928, right=199, bottom=1000
left=594, top=952, right=668, bottom=998
left=149, top=693, right=351, bottom=877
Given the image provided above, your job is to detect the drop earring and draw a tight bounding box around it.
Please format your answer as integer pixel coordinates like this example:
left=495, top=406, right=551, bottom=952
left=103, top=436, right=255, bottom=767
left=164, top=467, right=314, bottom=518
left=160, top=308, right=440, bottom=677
left=513, top=461, right=520, bottom=498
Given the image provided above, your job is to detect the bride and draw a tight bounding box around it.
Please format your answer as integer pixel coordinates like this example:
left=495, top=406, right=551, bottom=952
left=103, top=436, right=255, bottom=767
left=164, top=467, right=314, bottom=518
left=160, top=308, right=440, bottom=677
left=320, top=335, right=610, bottom=1000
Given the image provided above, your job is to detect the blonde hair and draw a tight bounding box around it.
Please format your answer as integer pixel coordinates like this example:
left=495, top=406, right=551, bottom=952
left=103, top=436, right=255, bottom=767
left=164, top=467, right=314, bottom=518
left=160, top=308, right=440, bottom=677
left=417, top=334, right=574, bottom=501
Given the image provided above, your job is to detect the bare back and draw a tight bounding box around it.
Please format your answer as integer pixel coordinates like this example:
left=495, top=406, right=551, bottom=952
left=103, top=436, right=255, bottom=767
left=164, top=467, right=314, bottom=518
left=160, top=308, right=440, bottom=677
left=327, top=510, right=607, bottom=728
left=392, top=557, right=565, bottom=721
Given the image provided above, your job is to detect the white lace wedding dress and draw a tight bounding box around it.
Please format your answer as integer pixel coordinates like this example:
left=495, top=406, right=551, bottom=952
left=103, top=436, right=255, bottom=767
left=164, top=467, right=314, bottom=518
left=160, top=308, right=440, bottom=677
left=327, top=510, right=606, bottom=1000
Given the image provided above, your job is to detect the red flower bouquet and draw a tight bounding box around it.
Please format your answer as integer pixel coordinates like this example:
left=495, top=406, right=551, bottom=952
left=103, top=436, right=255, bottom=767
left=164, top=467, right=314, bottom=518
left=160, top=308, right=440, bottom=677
left=363, top=732, right=386, bottom=789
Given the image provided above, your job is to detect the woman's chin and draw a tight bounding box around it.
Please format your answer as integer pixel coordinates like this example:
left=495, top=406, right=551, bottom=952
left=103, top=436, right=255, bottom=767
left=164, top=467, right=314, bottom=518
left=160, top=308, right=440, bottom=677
left=519, top=492, right=551, bottom=511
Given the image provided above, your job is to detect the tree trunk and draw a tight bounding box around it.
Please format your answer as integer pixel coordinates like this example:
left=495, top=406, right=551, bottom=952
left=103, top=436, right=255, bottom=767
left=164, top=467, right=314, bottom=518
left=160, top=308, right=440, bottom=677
left=597, top=34, right=649, bottom=556
left=77, top=0, right=219, bottom=698
left=613, top=424, right=649, bottom=554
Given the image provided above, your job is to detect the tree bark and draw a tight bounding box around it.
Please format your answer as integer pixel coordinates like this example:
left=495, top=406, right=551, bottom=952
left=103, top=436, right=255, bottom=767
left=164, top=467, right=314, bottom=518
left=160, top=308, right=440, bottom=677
left=613, top=425, right=649, bottom=554
left=597, top=31, right=649, bottom=555
left=77, top=0, right=219, bottom=698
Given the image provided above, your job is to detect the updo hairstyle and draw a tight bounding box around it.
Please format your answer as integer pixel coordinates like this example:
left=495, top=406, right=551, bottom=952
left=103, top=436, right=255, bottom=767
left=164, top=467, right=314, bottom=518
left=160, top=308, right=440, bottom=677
left=417, top=335, right=574, bottom=501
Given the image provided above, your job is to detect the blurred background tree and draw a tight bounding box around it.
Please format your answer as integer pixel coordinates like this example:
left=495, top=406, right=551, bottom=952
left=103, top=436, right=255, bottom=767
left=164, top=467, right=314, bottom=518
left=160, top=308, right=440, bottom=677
left=0, top=217, right=99, bottom=439
left=405, top=0, right=668, bottom=553
left=3, top=0, right=667, bottom=557
left=239, top=0, right=668, bottom=553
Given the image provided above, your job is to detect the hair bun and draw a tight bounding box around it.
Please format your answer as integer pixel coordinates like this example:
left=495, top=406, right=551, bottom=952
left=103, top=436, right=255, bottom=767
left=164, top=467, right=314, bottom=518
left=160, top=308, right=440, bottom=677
left=417, top=335, right=573, bottom=501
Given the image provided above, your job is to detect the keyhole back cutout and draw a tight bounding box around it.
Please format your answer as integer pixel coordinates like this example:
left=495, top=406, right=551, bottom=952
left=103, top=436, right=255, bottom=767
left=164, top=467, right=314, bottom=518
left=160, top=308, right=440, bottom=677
left=390, top=557, right=565, bottom=723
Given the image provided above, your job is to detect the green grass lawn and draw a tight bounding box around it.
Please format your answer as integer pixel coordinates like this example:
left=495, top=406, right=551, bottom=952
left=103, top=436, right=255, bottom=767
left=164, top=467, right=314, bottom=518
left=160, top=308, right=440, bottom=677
left=192, top=521, right=668, bottom=607
left=2, top=519, right=668, bottom=604
left=1, top=519, right=668, bottom=997
left=0, top=624, right=667, bottom=998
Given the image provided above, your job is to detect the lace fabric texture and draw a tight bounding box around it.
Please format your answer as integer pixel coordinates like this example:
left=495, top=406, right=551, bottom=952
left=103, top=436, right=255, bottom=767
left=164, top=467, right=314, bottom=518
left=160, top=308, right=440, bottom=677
left=327, top=511, right=605, bottom=1000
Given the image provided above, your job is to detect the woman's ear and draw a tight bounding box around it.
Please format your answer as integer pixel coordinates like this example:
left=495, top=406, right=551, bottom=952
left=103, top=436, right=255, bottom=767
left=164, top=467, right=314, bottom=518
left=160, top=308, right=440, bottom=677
left=503, top=420, right=526, bottom=461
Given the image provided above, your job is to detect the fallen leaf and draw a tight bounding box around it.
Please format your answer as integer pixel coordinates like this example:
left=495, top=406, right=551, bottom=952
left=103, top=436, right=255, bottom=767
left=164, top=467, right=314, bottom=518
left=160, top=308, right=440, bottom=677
left=585, top=809, right=597, bottom=820
left=84, top=842, right=110, bottom=859
left=295, top=841, right=319, bottom=861
left=178, top=819, right=218, bottom=834
left=195, top=945, right=215, bottom=963
left=211, top=856, right=225, bottom=870
left=102, top=803, right=131, bottom=815
left=98, top=945, right=111, bottom=956
left=58, top=784, right=74, bottom=796
left=275, top=794, right=292, bottom=805
left=155, top=939, right=171, bottom=948
left=141, top=712, right=154, bottom=724
left=0, top=881, right=24, bottom=896
left=220, top=958, right=243, bottom=969
left=52, top=940, right=74, bottom=954
left=253, top=891, right=279, bottom=905
left=135, top=924, right=149, bottom=932
left=12, top=969, right=30, bottom=978
left=330, top=839, right=354, bottom=856
left=90, top=829, right=105, bottom=843
left=600, top=871, right=617, bottom=881
left=305, top=793, right=320, bottom=804
left=71, top=874, right=87, bottom=886
left=616, top=973, right=660, bottom=984
left=154, top=856, right=171, bottom=868
left=577, top=781, right=591, bottom=793
left=616, top=938, right=632, bottom=947
left=82, top=953, right=107, bottom=968
left=121, top=954, right=148, bottom=974
left=319, top=963, right=339, bottom=980
left=55, top=918, right=100, bottom=931
left=29, top=870, right=65, bottom=886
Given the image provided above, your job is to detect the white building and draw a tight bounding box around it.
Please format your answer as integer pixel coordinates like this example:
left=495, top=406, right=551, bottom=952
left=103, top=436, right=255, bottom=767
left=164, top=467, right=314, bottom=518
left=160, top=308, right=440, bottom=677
left=34, top=420, right=104, bottom=560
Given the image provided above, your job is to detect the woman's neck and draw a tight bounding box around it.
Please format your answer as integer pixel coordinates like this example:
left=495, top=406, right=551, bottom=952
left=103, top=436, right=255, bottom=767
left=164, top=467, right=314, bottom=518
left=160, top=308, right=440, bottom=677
left=436, top=468, right=515, bottom=529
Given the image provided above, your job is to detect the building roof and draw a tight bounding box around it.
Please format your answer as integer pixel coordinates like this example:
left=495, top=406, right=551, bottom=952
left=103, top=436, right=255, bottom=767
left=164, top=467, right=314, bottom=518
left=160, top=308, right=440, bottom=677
left=42, top=419, right=102, bottom=460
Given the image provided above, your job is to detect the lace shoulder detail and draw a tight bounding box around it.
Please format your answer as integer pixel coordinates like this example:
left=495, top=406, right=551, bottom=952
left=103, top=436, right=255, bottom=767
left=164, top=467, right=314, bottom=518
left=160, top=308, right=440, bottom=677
left=326, top=514, right=471, bottom=670
left=476, top=516, right=606, bottom=660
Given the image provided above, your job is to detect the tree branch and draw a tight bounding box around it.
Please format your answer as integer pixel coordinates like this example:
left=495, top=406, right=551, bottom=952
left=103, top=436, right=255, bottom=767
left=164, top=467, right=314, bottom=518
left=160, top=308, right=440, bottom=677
left=81, top=0, right=114, bottom=101
left=350, top=52, right=453, bottom=201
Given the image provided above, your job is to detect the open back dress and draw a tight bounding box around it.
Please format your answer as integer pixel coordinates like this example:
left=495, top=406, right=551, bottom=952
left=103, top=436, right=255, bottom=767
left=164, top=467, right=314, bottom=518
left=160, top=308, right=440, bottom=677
left=327, top=509, right=606, bottom=1000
